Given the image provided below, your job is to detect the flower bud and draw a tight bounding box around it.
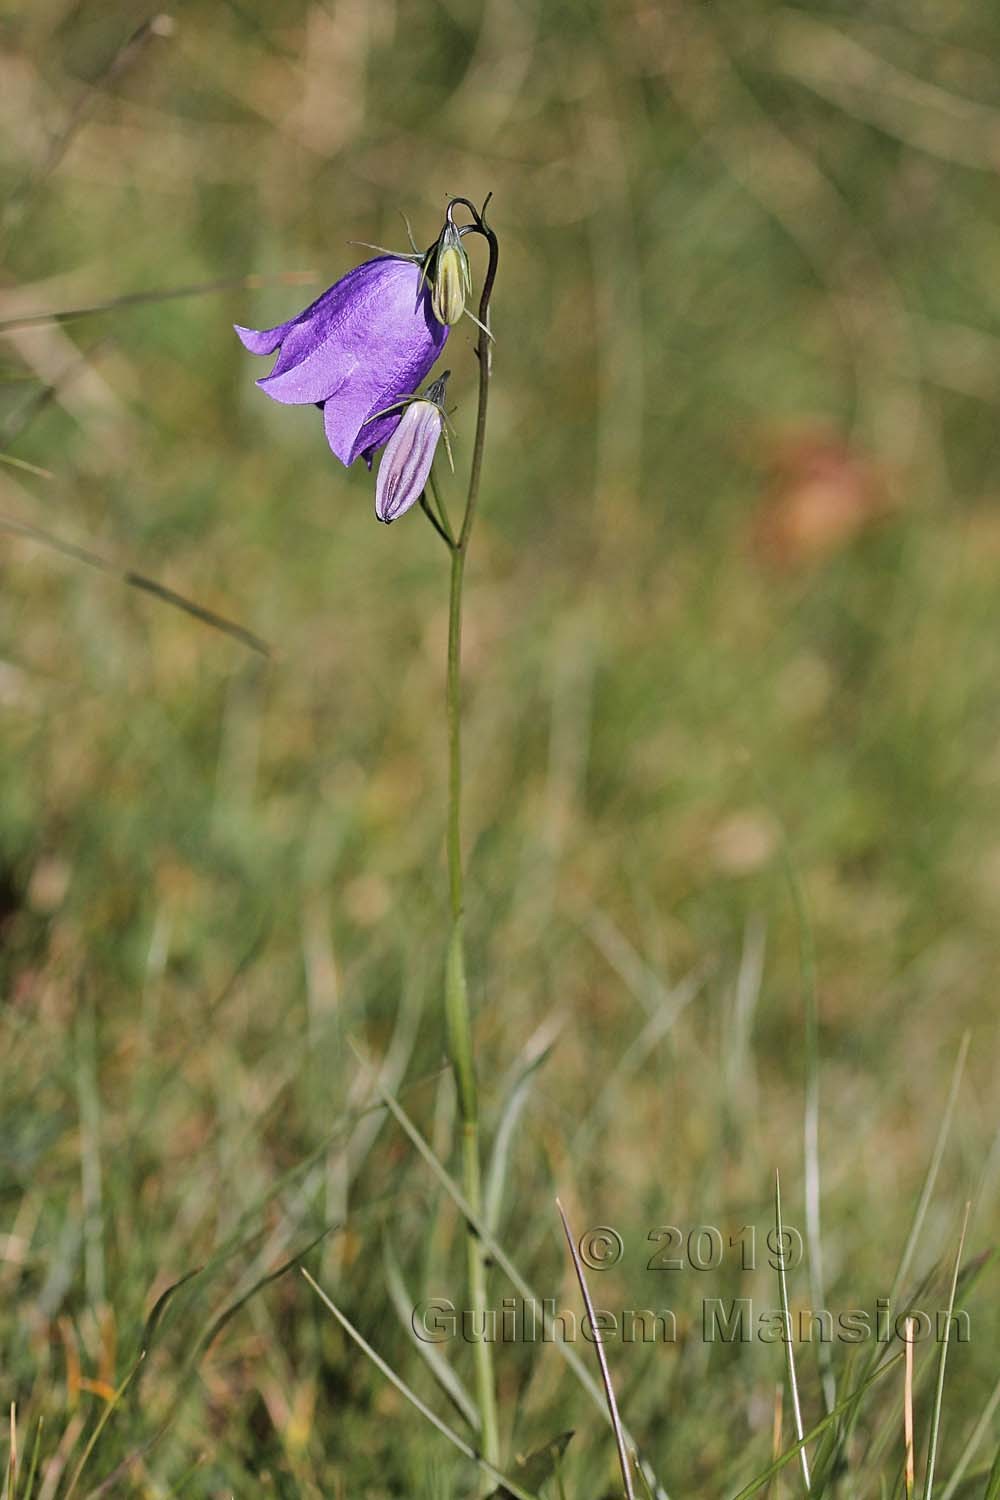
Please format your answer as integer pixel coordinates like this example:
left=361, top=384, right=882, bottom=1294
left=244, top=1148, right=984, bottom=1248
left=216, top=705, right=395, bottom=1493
left=430, top=222, right=472, bottom=327
left=375, top=378, right=448, bottom=524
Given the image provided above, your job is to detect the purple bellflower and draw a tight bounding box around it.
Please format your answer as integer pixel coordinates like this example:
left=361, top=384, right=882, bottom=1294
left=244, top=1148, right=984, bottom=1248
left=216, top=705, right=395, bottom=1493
left=235, top=256, right=448, bottom=467
left=374, top=374, right=450, bottom=525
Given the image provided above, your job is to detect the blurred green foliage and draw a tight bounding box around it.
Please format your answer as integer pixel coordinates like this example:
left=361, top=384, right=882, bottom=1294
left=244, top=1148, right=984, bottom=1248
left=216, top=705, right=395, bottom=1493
left=0, top=0, right=998, bottom=1494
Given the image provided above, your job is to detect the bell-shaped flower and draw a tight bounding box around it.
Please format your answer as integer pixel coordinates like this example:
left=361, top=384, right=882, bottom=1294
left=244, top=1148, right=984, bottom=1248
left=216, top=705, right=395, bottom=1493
left=374, top=378, right=449, bottom=525
left=235, top=257, right=448, bottom=467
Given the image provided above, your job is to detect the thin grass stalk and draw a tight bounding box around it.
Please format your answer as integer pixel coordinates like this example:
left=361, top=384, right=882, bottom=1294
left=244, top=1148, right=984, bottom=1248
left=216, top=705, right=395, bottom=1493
left=904, top=1320, right=915, bottom=1500
left=484, top=1038, right=557, bottom=1234
left=859, top=1248, right=993, bottom=1483
left=62, top=1356, right=144, bottom=1500
left=0, top=271, right=317, bottom=334
left=984, top=1445, right=1000, bottom=1500
left=382, top=1240, right=481, bottom=1433
left=5, top=1404, right=15, bottom=1500
left=0, top=515, right=270, bottom=656
left=21, top=1419, right=43, bottom=1500
left=556, top=1199, right=636, bottom=1500
left=729, top=1354, right=903, bottom=1500
left=921, top=1204, right=971, bottom=1500
left=782, top=849, right=835, bottom=1416
left=302, top=1271, right=540, bottom=1500
left=937, top=1373, right=1000, bottom=1500
left=766, top=1384, right=783, bottom=1500
left=75, top=996, right=106, bottom=1311
left=892, top=1038, right=970, bottom=1308
left=775, top=1172, right=810, bottom=1493
left=37, top=1414, right=83, bottom=1500
left=815, top=1035, right=970, bottom=1486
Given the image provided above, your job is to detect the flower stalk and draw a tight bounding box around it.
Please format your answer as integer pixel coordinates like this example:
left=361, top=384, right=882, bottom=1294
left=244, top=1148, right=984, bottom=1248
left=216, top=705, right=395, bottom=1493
left=437, top=195, right=500, bottom=1483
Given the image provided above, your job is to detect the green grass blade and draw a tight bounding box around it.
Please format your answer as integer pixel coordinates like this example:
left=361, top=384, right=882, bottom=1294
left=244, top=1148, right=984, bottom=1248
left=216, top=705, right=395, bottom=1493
left=4, top=1403, right=15, bottom=1500
left=62, top=1355, right=145, bottom=1500
left=816, top=1036, right=971, bottom=1481
left=893, top=1037, right=970, bottom=1309
left=19, top=1418, right=42, bottom=1500
left=983, top=1445, right=1000, bottom=1500
left=351, top=1045, right=671, bottom=1500
left=557, top=1198, right=635, bottom=1500
left=484, top=1039, right=555, bottom=1235
left=486, top=1432, right=575, bottom=1500
left=302, top=1270, right=543, bottom=1500
left=185, top=1226, right=334, bottom=1376
left=775, top=1171, right=811, bottom=1493
left=0, top=452, right=53, bottom=479
left=136, top=1267, right=205, bottom=1360
left=939, top=1373, right=1000, bottom=1500
left=81, top=1232, right=330, bottom=1499
left=730, top=1353, right=903, bottom=1500
left=858, top=1249, right=994, bottom=1481
left=780, top=842, right=834, bottom=1416
left=922, top=1204, right=972, bottom=1500
left=382, top=1237, right=481, bottom=1433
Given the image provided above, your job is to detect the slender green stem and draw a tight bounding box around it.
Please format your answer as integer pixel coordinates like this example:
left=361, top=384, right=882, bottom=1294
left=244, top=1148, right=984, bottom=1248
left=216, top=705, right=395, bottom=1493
left=446, top=540, right=500, bottom=1480
left=447, top=545, right=466, bottom=923
left=429, top=468, right=455, bottom=544
left=440, top=196, right=501, bottom=1484
left=420, top=491, right=453, bottom=548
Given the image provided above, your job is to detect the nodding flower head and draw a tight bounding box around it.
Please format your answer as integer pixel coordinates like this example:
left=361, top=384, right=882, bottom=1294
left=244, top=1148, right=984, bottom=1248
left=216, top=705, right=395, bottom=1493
left=429, top=220, right=472, bottom=328
left=235, top=256, right=448, bottom=468
left=374, top=374, right=450, bottom=525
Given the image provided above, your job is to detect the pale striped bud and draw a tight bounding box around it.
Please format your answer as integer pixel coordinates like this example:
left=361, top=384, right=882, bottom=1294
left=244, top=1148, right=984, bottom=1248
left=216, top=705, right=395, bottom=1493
left=374, top=378, right=448, bottom=524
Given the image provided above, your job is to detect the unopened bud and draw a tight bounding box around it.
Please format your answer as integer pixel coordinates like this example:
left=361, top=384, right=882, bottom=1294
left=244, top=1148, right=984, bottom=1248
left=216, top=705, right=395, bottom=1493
left=375, top=375, right=449, bottom=524
left=430, top=222, right=472, bottom=327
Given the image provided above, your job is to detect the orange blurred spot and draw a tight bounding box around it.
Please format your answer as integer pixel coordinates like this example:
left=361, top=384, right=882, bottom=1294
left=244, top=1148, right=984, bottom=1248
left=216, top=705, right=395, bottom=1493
left=77, top=1377, right=118, bottom=1402
left=752, top=425, right=895, bottom=568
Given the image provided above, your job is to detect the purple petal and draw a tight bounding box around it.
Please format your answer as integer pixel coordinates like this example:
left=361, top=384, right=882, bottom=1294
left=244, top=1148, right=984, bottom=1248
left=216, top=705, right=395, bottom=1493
left=320, top=300, right=447, bottom=463
left=259, top=263, right=387, bottom=384
left=356, top=409, right=403, bottom=468
left=234, top=267, right=373, bottom=362
left=234, top=321, right=292, bottom=355
left=258, top=347, right=357, bottom=405
left=256, top=259, right=442, bottom=408
left=375, top=401, right=443, bottom=523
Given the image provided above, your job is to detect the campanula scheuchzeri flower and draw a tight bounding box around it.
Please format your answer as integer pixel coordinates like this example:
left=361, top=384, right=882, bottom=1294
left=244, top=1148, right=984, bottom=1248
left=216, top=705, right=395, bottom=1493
left=235, top=256, right=448, bottom=467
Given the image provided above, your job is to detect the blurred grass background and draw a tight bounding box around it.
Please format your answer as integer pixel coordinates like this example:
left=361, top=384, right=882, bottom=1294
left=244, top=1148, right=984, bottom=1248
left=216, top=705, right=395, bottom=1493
left=1, top=0, right=999, bottom=1494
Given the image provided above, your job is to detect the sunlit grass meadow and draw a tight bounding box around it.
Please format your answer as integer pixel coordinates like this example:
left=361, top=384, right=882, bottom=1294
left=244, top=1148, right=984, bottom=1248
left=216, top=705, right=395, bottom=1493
left=1, top=1, right=999, bottom=1495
